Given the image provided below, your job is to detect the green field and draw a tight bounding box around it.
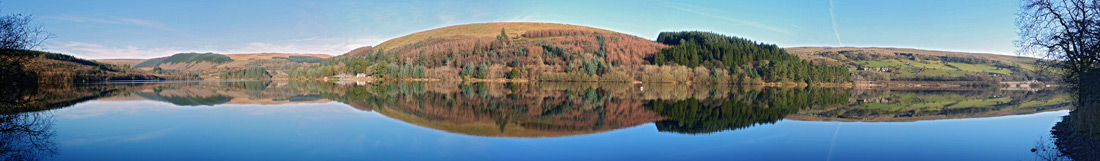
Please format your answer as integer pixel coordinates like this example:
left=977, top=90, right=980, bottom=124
left=786, top=47, right=1060, bottom=82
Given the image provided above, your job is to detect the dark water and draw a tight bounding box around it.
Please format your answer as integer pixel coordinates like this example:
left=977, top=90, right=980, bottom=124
left=0, top=81, right=1083, bottom=160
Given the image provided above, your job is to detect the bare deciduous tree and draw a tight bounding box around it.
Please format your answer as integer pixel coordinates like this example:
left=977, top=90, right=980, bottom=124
left=1017, top=0, right=1100, bottom=80
left=1018, top=0, right=1100, bottom=103
left=1021, top=1, right=1100, bottom=160
left=0, top=9, right=49, bottom=50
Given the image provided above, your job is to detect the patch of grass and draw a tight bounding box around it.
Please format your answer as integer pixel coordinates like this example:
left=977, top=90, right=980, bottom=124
left=1019, top=94, right=1071, bottom=107
left=858, top=60, right=906, bottom=67
left=948, top=97, right=1012, bottom=109
left=907, top=61, right=954, bottom=70
left=947, top=62, right=1012, bottom=75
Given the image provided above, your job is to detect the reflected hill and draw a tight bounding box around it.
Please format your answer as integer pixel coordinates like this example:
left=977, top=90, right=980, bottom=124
left=316, top=82, right=1070, bottom=136
left=789, top=88, right=1072, bottom=122
left=0, top=82, right=153, bottom=114
left=327, top=82, right=669, bottom=137
left=0, top=81, right=1075, bottom=138
left=99, top=81, right=332, bottom=106
left=319, top=82, right=849, bottom=136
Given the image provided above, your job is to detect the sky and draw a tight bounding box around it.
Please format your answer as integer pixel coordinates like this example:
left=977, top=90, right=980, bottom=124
left=4, top=0, right=1022, bottom=59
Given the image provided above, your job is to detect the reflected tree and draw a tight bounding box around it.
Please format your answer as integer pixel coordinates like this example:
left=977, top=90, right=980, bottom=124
left=652, top=88, right=850, bottom=134
left=0, top=112, right=58, bottom=161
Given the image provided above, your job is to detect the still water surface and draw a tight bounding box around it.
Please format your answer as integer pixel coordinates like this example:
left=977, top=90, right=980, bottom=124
left=0, top=81, right=1076, bottom=160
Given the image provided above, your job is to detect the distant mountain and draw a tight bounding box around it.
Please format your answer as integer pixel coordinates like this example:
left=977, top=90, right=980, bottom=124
left=786, top=47, right=1060, bottom=82
left=134, top=52, right=232, bottom=68
left=98, top=52, right=333, bottom=79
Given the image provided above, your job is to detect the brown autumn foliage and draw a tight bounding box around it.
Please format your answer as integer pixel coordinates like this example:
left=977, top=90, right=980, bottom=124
left=344, top=46, right=374, bottom=57
left=364, top=28, right=669, bottom=73
left=342, top=83, right=667, bottom=137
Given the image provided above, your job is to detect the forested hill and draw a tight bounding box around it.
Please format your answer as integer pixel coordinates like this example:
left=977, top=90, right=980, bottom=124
left=785, top=47, right=1060, bottom=82
left=652, top=31, right=851, bottom=83
left=100, top=52, right=332, bottom=79
left=134, top=52, right=232, bottom=68
left=0, top=49, right=189, bottom=85
left=293, top=22, right=850, bottom=84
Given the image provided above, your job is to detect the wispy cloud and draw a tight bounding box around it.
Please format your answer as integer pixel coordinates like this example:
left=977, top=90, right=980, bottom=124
left=222, top=37, right=386, bottom=55
left=48, top=16, right=176, bottom=32
left=49, top=41, right=181, bottom=59
left=49, top=36, right=385, bottom=59
left=658, top=1, right=792, bottom=34
left=829, top=0, right=843, bottom=46
left=507, top=14, right=533, bottom=22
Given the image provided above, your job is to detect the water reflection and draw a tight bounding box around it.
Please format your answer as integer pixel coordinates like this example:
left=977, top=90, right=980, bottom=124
left=0, top=83, right=112, bottom=160
left=1040, top=84, right=1099, bottom=160
left=652, top=88, right=849, bottom=134
left=62, top=81, right=1068, bottom=137
left=0, top=81, right=1081, bottom=160
left=0, top=112, right=57, bottom=161
left=794, top=89, right=1072, bottom=122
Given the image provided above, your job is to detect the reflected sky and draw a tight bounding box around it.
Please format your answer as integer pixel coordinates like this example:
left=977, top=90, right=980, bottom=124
left=45, top=98, right=1068, bottom=161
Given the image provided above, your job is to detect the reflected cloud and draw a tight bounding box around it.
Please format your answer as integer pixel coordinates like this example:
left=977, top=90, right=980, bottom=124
left=61, top=128, right=175, bottom=146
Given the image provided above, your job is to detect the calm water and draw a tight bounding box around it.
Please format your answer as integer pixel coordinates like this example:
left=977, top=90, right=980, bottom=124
left=0, top=81, right=1078, bottom=160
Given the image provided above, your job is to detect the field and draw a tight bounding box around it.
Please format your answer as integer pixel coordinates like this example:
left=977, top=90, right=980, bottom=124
left=97, top=53, right=334, bottom=79
left=785, top=47, right=1060, bottom=82
left=789, top=88, right=1072, bottom=122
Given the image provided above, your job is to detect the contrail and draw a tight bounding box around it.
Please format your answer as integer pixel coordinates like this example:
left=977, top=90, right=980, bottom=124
left=826, top=123, right=841, bottom=161
left=829, top=0, right=843, bottom=46
left=658, top=0, right=792, bottom=34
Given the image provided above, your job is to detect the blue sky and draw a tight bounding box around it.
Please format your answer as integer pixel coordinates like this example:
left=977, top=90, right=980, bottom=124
left=4, top=0, right=1021, bottom=59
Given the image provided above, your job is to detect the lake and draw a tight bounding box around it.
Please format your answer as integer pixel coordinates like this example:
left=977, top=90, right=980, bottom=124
left=0, top=81, right=1079, bottom=160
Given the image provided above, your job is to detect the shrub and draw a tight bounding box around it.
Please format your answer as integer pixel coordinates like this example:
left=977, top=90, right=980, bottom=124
left=536, top=72, right=597, bottom=82
left=599, top=71, right=633, bottom=82
left=509, top=68, right=520, bottom=79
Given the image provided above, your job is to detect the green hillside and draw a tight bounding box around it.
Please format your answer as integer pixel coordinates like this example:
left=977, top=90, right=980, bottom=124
left=791, top=88, right=1072, bottom=122
left=135, top=52, right=232, bottom=68
left=786, top=47, right=1060, bottom=82
left=103, top=53, right=332, bottom=80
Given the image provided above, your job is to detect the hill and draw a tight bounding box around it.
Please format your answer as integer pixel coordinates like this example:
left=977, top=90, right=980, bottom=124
left=95, top=59, right=145, bottom=67
left=652, top=31, right=851, bottom=83
left=100, top=53, right=333, bottom=79
left=134, top=52, right=231, bottom=68
left=295, top=22, right=847, bottom=84
left=371, top=22, right=617, bottom=51
left=0, top=49, right=194, bottom=106
left=0, top=49, right=191, bottom=85
left=785, top=47, right=1060, bottom=82
left=297, top=22, right=672, bottom=81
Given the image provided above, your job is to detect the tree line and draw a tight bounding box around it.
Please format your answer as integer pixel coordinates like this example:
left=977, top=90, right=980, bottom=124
left=222, top=67, right=271, bottom=80
left=653, top=31, right=851, bottom=83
